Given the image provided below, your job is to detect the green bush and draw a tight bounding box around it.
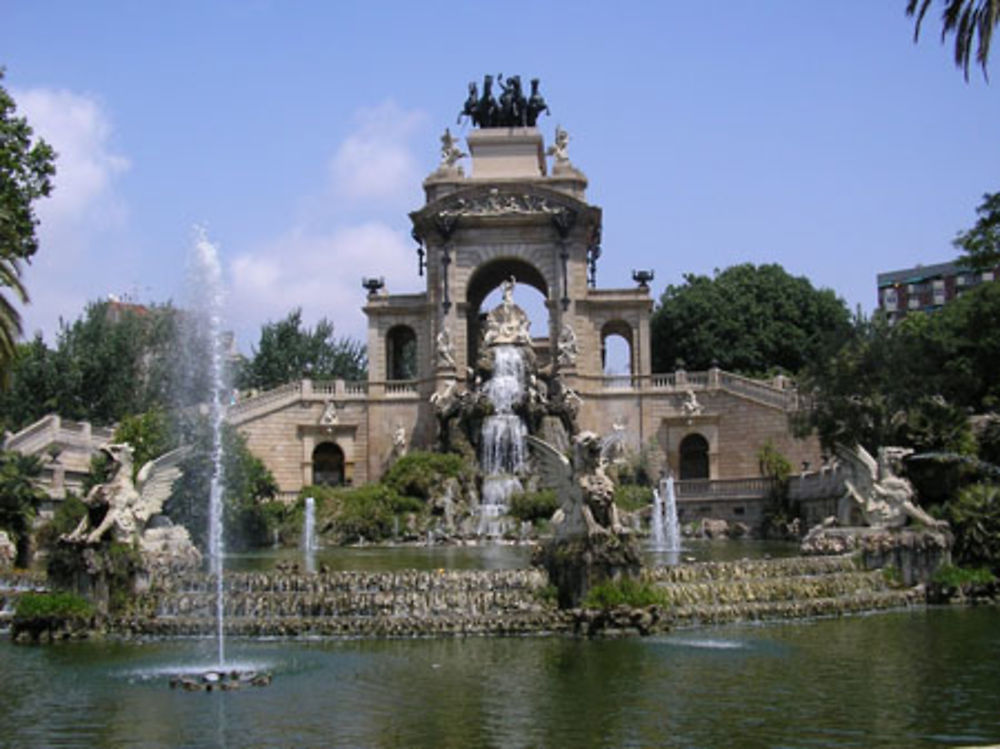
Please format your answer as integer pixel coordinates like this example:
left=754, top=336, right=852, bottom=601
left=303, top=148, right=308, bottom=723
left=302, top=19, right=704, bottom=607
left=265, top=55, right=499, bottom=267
left=613, top=484, right=653, bottom=513
left=931, top=564, right=997, bottom=587
left=382, top=450, right=471, bottom=503
left=13, top=591, right=95, bottom=626
left=508, top=490, right=558, bottom=522
left=304, top=483, right=418, bottom=544
left=35, top=494, right=87, bottom=551
left=583, top=577, right=668, bottom=610
left=942, top=483, right=1000, bottom=573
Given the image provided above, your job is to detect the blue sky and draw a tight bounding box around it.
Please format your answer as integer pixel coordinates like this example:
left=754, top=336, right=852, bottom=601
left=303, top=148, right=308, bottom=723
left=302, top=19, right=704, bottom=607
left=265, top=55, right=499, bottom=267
left=3, top=1, right=997, bottom=353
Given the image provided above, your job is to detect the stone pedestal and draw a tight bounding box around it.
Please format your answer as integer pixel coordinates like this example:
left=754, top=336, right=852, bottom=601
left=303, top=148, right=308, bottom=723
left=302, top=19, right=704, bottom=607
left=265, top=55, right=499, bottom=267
left=467, top=128, right=546, bottom=179
left=534, top=532, right=642, bottom=609
left=801, top=526, right=952, bottom=586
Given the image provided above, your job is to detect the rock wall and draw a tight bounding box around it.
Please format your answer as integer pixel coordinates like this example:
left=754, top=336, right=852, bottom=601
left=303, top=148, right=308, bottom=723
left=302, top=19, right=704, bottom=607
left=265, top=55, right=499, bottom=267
left=106, top=554, right=925, bottom=639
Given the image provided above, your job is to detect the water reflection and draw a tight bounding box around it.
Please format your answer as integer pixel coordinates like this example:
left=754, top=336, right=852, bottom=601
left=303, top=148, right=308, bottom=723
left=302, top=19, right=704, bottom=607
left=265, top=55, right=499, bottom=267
left=1, top=608, right=998, bottom=747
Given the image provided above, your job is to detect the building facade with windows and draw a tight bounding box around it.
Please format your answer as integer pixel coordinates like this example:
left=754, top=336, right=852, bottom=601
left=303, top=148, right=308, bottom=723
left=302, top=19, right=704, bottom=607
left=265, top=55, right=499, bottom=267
left=877, top=260, right=998, bottom=324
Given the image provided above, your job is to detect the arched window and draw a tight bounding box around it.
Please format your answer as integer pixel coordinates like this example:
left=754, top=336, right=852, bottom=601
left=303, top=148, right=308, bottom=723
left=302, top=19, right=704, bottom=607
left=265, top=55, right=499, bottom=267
left=679, top=434, right=710, bottom=480
left=601, top=320, right=634, bottom=385
left=312, top=442, right=345, bottom=486
left=386, top=325, right=417, bottom=380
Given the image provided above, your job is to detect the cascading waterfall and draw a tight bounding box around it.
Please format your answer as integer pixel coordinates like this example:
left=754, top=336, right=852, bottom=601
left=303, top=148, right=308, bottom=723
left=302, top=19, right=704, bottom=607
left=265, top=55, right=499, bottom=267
left=479, top=345, right=528, bottom=536
left=191, top=228, right=228, bottom=668
left=651, top=473, right=681, bottom=553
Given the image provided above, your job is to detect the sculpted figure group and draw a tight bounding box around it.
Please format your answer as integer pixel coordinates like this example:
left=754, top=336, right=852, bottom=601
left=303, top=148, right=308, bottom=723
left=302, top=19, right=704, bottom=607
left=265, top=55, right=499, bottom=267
left=458, top=74, right=550, bottom=128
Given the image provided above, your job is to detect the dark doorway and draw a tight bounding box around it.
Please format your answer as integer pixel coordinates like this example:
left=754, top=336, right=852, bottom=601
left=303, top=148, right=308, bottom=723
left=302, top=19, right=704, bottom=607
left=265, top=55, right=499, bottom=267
left=679, top=434, right=710, bottom=480
left=312, top=442, right=345, bottom=486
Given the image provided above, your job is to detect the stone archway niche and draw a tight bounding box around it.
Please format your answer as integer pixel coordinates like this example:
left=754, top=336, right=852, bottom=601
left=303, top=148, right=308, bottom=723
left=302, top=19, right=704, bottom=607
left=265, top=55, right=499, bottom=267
left=312, top=442, right=345, bottom=487
left=465, top=257, right=550, bottom=371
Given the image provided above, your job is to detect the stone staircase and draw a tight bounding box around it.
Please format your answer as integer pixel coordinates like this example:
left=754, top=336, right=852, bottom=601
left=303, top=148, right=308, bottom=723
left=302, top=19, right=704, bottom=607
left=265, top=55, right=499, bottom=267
left=111, top=555, right=924, bottom=639
left=643, top=555, right=922, bottom=628
left=121, top=568, right=565, bottom=638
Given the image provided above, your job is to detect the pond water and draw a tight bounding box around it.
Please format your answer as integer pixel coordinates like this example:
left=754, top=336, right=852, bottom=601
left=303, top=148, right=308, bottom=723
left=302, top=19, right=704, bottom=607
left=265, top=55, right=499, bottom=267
left=2, top=606, right=998, bottom=748
left=225, top=539, right=799, bottom=572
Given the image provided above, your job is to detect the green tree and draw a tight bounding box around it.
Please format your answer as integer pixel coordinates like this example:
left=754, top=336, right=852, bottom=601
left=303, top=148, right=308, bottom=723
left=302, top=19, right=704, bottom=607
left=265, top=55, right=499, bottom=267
left=238, top=308, right=367, bottom=391
left=0, top=300, right=190, bottom=431
left=797, top=279, right=1000, bottom=456
left=112, top=408, right=176, bottom=478
left=650, top=263, right=851, bottom=376
left=908, top=0, right=999, bottom=79
left=0, top=450, right=47, bottom=566
left=163, top=415, right=278, bottom=551
left=954, top=192, right=1000, bottom=271
left=0, top=69, right=56, bottom=371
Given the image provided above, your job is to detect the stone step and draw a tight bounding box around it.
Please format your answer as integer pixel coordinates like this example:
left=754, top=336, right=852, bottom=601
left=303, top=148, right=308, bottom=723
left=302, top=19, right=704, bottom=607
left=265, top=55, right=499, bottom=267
left=642, top=555, right=859, bottom=584
left=667, top=588, right=922, bottom=628
left=148, top=588, right=547, bottom=619
left=154, top=568, right=546, bottom=595
left=115, top=610, right=573, bottom=638
left=654, top=570, right=892, bottom=607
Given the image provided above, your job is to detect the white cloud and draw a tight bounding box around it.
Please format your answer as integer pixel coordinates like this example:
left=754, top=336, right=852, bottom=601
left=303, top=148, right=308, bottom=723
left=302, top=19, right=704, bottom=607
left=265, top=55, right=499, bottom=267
left=329, top=101, right=426, bottom=205
left=228, top=222, right=414, bottom=348
left=12, top=88, right=131, bottom=340
left=14, top=87, right=130, bottom=240
left=228, top=101, right=429, bottom=350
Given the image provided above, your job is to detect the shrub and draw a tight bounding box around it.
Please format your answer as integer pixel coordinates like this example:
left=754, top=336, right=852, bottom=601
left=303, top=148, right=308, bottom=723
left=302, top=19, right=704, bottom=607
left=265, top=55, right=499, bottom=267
left=613, top=484, right=653, bottom=513
left=931, top=564, right=997, bottom=587
left=382, top=450, right=471, bottom=503
left=508, top=490, right=558, bottom=522
left=583, top=577, right=668, bottom=610
left=35, top=494, right=87, bottom=551
left=943, top=483, right=1000, bottom=573
left=307, top=483, right=415, bottom=544
left=14, top=591, right=95, bottom=623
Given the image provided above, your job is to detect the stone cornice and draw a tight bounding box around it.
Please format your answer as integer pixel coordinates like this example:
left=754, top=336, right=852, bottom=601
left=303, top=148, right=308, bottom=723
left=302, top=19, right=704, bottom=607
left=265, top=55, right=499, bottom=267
left=410, top=183, right=600, bottom=243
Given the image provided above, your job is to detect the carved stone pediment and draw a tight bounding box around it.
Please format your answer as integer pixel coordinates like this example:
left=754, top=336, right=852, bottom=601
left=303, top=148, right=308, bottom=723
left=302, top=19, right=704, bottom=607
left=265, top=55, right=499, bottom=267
left=411, top=185, right=596, bottom=242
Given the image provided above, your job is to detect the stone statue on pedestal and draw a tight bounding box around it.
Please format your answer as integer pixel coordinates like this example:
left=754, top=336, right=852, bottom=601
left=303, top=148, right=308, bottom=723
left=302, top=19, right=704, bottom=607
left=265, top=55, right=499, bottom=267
left=459, top=75, right=548, bottom=129
left=438, top=129, right=466, bottom=172
left=528, top=432, right=641, bottom=607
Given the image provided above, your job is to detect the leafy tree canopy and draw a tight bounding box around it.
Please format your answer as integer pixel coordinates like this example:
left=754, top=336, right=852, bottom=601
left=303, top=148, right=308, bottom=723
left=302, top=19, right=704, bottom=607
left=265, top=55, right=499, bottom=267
left=650, top=263, right=851, bottom=377
left=237, top=308, right=366, bottom=391
left=954, top=191, right=1000, bottom=271
left=797, top=281, right=1000, bottom=455
left=0, top=69, right=56, bottom=370
left=0, top=300, right=189, bottom=431
left=0, top=450, right=47, bottom=566
left=908, top=0, right=999, bottom=80
left=163, top=414, right=277, bottom=552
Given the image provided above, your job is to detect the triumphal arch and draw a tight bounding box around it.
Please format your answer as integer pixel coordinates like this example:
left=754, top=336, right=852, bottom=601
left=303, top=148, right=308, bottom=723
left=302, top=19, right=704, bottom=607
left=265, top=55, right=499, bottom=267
left=225, top=77, right=820, bottom=527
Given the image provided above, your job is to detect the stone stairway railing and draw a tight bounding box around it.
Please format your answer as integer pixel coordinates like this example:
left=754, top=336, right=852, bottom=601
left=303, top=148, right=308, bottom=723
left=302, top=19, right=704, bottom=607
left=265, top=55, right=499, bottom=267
left=225, top=366, right=801, bottom=427
left=2, top=414, right=115, bottom=457
left=583, top=368, right=800, bottom=410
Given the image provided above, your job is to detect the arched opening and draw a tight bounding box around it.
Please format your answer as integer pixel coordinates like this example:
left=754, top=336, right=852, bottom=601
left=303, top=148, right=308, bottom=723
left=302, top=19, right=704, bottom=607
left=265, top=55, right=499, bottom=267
left=679, top=433, right=710, bottom=480
left=465, top=257, right=550, bottom=367
left=601, top=320, right=634, bottom=379
left=386, top=325, right=417, bottom=380
left=312, top=442, right=345, bottom=487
